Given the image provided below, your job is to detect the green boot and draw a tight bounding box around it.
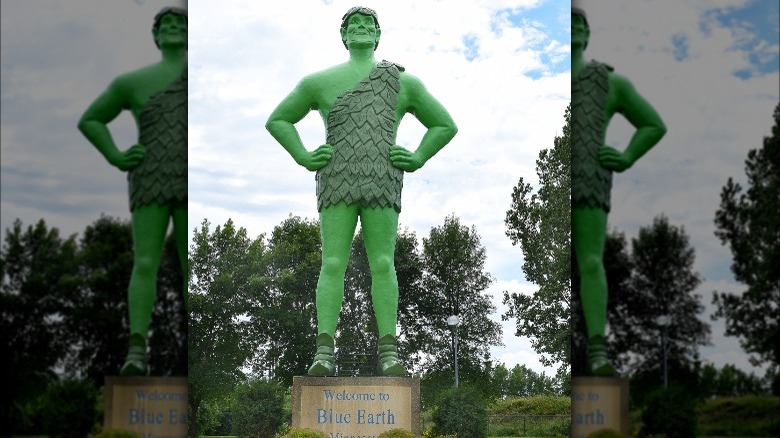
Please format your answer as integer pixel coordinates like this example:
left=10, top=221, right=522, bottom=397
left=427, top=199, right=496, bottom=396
left=307, top=333, right=336, bottom=376
left=376, top=334, right=407, bottom=376
left=120, top=332, right=148, bottom=376
left=587, top=335, right=616, bottom=377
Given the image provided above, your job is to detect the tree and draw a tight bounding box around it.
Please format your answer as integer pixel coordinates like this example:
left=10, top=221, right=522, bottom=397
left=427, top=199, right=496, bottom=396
left=255, top=215, right=322, bottom=386
left=0, top=219, right=77, bottom=432
left=59, top=215, right=185, bottom=385
left=231, top=378, right=286, bottom=438
left=410, top=214, right=501, bottom=375
left=713, top=101, right=780, bottom=378
left=188, top=219, right=265, bottom=436
left=503, top=104, right=571, bottom=374
left=611, top=216, right=710, bottom=376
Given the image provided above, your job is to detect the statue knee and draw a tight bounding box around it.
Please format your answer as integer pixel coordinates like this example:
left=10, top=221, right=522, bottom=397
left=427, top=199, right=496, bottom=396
left=321, top=255, right=348, bottom=278
left=133, top=255, right=161, bottom=278
left=369, top=255, right=395, bottom=278
left=578, top=254, right=604, bottom=278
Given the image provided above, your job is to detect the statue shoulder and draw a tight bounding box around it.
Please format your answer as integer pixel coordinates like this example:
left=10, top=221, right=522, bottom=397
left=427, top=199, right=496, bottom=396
left=588, top=59, right=615, bottom=72
left=378, top=60, right=405, bottom=73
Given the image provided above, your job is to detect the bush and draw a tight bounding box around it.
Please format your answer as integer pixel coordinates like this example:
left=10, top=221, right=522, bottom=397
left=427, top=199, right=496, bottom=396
left=231, top=378, right=286, bottom=438
left=378, top=428, right=417, bottom=438
left=276, top=427, right=328, bottom=438
left=586, top=428, right=627, bottom=438
left=37, top=378, right=100, bottom=437
left=92, top=428, right=141, bottom=438
left=639, top=385, right=696, bottom=438
left=431, top=386, right=487, bottom=438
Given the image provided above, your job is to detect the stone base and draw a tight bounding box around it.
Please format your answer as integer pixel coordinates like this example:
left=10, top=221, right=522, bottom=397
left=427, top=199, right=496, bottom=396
left=104, top=376, right=187, bottom=437
left=293, top=376, right=420, bottom=436
left=571, top=376, right=629, bottom=437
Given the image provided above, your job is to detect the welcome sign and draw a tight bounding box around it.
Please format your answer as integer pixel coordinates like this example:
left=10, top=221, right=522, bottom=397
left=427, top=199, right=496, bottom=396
left=571, top=377, right=629, bottom=437
left=104, top=376, right=188, bottom=437
left=293, top=376, right=420, bottom=437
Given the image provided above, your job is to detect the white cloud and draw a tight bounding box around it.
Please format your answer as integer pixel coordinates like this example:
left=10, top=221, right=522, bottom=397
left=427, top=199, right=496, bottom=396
left=189, top=0, right=571, bottom=372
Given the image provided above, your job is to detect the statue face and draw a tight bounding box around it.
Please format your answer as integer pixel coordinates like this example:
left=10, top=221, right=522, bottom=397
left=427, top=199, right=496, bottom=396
left=572, top=13, right=589, bottom=51
left=153, top=12, right=187, bottom=50
left=340, top=12, right=380, bottom=50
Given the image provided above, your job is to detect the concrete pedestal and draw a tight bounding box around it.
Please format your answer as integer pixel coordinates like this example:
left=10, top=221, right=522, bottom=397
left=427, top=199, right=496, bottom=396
left=104, top=376, right=187, bottom=437
left=293, top=376, right=420, bottom=437
left=571, top=376, right=629, bottom=437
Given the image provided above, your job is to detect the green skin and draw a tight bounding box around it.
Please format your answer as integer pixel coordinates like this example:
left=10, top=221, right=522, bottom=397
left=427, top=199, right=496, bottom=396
left=266, top=12, right=457, bottom=338
left=78, top=13, right=188, bottom=340
left=572, top=13, right=666, bottom=340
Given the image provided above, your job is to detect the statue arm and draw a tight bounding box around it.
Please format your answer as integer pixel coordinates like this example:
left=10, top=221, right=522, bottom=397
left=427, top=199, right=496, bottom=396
left=390, top=74, right=457, bottom=172
left=265, top=78, right=332, bottom=171
left=78, top=78, right=145, bottom=171
left=600, top=74, right=666, bottom=172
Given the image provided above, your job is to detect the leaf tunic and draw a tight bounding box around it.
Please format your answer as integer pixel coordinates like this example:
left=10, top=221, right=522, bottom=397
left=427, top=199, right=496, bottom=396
left=127, top=71, right=187, bottom=211
left=572, top=61, right=613, bottom=212
left=316, top=61, right=404, bottom=213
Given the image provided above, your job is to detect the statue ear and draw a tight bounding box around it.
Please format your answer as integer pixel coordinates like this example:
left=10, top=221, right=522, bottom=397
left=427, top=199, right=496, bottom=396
left=340, top=27, right=348, bottom=47
left=152, top=27, right=161, bottom=49
left=375, top=28, right=382, bottom=46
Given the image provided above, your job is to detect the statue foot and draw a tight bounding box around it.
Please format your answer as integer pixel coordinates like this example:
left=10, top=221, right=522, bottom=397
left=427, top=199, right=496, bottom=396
left=307, top=333, right=335, bottom=376
left=376, top=334, right=407, bottom=377
left=120, top=333, right=147, bottom=376
left=587, top=335, right=616, bottom=377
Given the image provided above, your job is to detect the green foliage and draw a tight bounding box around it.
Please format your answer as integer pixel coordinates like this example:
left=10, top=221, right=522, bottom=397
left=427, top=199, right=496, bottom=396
left=488, top=395, right=570, bottom=415
left=276, top=427, right=328, bottom=438
left=413, top=214, right=501, bottom=374
left=36, top=378, right=100, bottom=437
left=586, top=429, right=627, bottom=438
left=504, top=104, right=571, bottom=375
left=639, top=385, right=697, bottom=438
left=696, top=395, right=780, bottom=436
left=713, top=101, right=780, bottom=375
left=1, top=219, right=77, bottom=431
left=698, top=362, right=768, bottom=398
left=377, top=428, right=417, bottom=438
left=1, top=216, right=183, bottom=434
left=431, top=386, right=488, bottom=438
left=257, top=215, right=321, bottom=385
left=574, top=216, right=710, bottom=378
left=93, top=428, right=141, bottom=438
left=231, top=378, right=286, bottom=438
left=189, top=218, right=266, bottom=436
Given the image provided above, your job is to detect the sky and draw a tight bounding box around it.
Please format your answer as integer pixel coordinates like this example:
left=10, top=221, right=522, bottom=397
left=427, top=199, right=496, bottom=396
left=2, top=0, right=777, bottom=380
left=1, top=0, right=186, bottom=238
left=582, top=0, right=779, bottom=376
left=188, top=0, right=571, bottom=377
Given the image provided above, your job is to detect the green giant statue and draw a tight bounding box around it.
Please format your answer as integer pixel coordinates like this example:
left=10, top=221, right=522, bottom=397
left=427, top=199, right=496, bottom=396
left=266, top=6, right=457, bottom=376
left=571, top=5, right=667, bottom=376
left=78, top=7, right=187, bottom=376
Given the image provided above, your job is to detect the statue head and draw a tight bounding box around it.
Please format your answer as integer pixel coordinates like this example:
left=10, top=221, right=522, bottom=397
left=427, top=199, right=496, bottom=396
left=571, top=5, right=590, bottom=51
left=340, top=6, right=381, bottom=50
left=152, top=6, right=187, bottom=50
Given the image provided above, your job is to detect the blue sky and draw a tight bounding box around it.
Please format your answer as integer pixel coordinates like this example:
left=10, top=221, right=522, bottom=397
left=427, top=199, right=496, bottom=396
left=2, top=0, right=776, bottom=378
left=584, top=0, right=778, bottom=375
left=187, top=0, right=571, bottom=376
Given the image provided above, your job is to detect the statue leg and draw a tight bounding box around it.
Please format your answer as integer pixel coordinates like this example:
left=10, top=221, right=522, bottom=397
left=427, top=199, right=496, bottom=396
left=360, top=206, right=399, bottom=338
left=122, top=203, right=170, bottom=375
left=172, top=205, right=188, bottom=308
left=308, top=202, right=358, bottom=376
left=572, top=207, right=614, bottom=376
left=361, top=206, right=405, bottom=376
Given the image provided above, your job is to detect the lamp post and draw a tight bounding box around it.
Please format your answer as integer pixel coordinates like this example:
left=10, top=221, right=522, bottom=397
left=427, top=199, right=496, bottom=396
left=656, top=314, right=670, bottom=388
left=447, top=315, right=460, bottom=388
